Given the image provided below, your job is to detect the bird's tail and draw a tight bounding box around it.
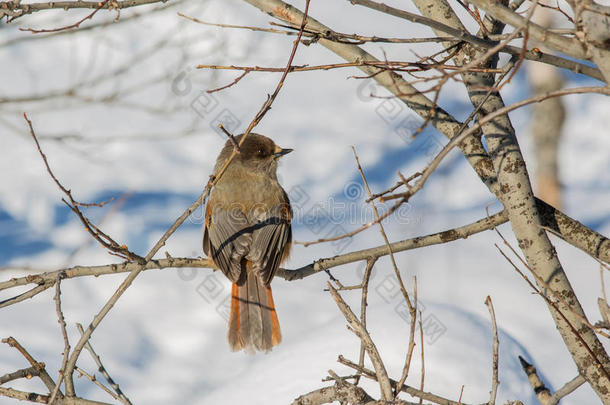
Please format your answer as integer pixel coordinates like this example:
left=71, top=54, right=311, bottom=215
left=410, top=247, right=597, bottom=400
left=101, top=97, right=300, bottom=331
left=228, top=274, right=282, bottom=353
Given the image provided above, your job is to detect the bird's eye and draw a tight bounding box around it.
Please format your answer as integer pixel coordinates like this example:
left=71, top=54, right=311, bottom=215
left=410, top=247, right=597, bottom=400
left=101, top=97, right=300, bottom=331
left=258, top=148, right=266, bottom=156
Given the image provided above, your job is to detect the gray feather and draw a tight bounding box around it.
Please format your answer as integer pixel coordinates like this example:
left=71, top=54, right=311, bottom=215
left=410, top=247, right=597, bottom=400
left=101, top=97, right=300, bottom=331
left=204, top=207, right=252, bottom=283
left=246, top=204, right=291, bottom=284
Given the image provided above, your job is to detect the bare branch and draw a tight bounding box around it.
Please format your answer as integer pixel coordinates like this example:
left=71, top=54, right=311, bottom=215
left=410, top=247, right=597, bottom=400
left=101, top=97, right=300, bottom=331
left=0, top=366, right=40, bottom=385
left=76, top=324, right=132, bottom=405
left=395, top=277, right=418, bottom=394
left=381, top=87, right=610, bottom=203
left=548, top=375, right=586, bottom=405
left=328, top=283, right=393, bottom=400
left=348, top=0, right=601, bottom=80
left=23, top=113, right=144, bottom=263
left=19, top=0, right=111, bottom=33
left=2, top=0, right=169, bottom=21
left=2, top=202, right=607, bottom=307
left=217, top=124, right=241, bottom=154
left=0, top=282, right=55, bottom=309
left=0, top=1, right=183, bottom=48
left=496, top=241, right=610, bottom=385
left=485, top=296, right=500, bottom=405
left=1, top=337, right=60, bottom=395
left=49, top=274, right=74, bottom=402
left=418, top=312, right=425, bottom=405
left=518, top=356, right=552, bottom=404
left=463, top=0, right=588, bottom=60
left=338, top=356, right=471, bottom=405
left=299, top=86, right=609, bottom=255
left=74, top=368, right=118, bottom=401
left=493, top=223, right=610, bottom=339
left=356, top=258, right=377, bottom=385
left=352, top=147, right=413, bottom=312
left=0, top=387, right=47, bottom=403
left=196, top=61, right=503, bottom=74
left=290, top=379, right=374, bottom=405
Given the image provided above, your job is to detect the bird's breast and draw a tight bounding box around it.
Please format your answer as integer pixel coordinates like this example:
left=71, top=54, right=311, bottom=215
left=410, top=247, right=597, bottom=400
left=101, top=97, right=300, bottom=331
left=211, top=173, right=287, bottom=213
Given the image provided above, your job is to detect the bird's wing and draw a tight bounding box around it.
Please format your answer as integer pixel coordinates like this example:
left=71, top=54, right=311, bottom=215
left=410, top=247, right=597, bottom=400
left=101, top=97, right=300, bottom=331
left=204, top=205, right=252, bottom=283
left=246, top=200, right=292, bottom=285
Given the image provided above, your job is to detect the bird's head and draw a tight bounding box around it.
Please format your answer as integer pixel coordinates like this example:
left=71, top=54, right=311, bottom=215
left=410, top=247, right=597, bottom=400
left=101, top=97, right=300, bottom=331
left=215, top=133, right=293, bottom=178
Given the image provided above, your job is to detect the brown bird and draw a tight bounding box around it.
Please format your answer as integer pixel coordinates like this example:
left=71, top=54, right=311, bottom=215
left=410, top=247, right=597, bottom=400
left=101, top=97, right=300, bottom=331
left=203, top=133, right=292, bottom=352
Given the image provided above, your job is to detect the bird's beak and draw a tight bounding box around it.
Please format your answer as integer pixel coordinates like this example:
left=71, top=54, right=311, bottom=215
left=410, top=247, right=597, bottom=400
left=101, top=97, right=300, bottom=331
left=274, top=146, right=293, bottom=158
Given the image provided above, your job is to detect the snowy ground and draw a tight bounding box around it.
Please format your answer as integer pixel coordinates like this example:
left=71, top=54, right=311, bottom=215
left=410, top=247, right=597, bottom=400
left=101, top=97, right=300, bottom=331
left=1, top=0, right=609, bottom=404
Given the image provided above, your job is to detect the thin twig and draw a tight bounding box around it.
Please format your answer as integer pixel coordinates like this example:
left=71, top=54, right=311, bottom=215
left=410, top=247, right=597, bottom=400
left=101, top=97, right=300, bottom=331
left=49, top=274, right=73, bottom=403
left=300, top=90, right=609, bottom=251
left=367, top=172, right=421, bottom=203
left=196, top=61, right=502, bottom=74
left=19, top=0, right=111, bottom=33
left=75, top=367, right=119, bottom=401
left=217, top=124, right=241, bottom=153
left=0, top=281, right=56, bottom=309
left=395, top=276, right=418, bottom=394
left=348, top=0, right=601, bottom=79
left=355, top=257, right=377, bottom=386
left=378, top=86, right=610, bottom=200
left=352, top=147, right=413, bottom=313
left=1, top=337, right=60, bottom=395
left=181, top=10, right=599, bottom=82
left=295, top=196, right=406, bottom=247
left=485, top=296, right=499, bottom=405
left=76, top=324, right=132, bottom=405
left=207, top=70, right=251, bottom=93
left=24, top=113, right=143, bottom=263
left=3, top=0, right=166, bottom=21
left=180, top=12, right=462, bottom=45
left=338, top=355, right=469, bottom=405
left=491, top=215, right=610, bottom=340
left=0, top=366, right=40, bottom=385
left=495, top=243, right=610, bottom=379
left=328, top=283, right=393, bottom=400
left=548, top=375, right=586, bottom=405
left=418, top=310, right=425, bottom=405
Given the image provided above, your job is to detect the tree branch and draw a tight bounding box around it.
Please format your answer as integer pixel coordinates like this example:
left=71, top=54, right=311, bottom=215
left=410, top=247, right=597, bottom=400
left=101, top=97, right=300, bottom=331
left=338, top=355, right=473, bottom=405
left=3, top=202, right=608, bottom=307
left=328, top=283, right=393, bottom=400
left=2, top=337, right=60, bottom=395
left=76, top=324, right=132, bottom=405
left=349, top=0, right=601, bottom=80
left=485, top=296, right=500, bottom=405
left=291, top=382, right=374, bottom=405
left=549, top=374, right=586, bottom=405
left=463, top=0, right=589, bottom=61
left=1, top=0, right=170, bottom=21
left=0, top=366, right=40, bottom=385
left=518, top=356, right=552, bottom=404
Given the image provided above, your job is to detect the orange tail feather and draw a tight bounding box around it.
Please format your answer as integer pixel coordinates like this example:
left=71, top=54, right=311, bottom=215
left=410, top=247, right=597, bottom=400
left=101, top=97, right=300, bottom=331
left=228, top=277, right=282, bottom=352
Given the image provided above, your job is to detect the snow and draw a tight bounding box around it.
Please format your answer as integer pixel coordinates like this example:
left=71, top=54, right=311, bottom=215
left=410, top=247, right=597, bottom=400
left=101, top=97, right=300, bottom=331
left=1, top=0, right=609, bottom=404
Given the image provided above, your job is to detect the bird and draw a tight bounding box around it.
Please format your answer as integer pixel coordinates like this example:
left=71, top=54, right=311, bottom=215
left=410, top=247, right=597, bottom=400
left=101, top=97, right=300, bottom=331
left=203, top=133, right=293, bottom=353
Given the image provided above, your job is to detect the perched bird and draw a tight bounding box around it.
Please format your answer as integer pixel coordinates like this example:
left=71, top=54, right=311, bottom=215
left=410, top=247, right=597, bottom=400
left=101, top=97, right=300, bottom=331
left=203, top=133, right=292, bottom=352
